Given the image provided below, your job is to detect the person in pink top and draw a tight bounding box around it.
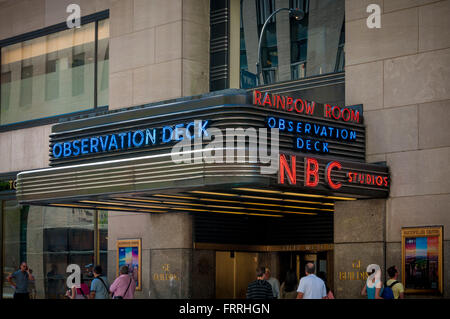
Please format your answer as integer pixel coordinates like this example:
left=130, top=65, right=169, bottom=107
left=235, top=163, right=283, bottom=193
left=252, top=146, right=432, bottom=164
left=110, top=265, right=135, bottom=299
left=66, top=280, right=90, bottom=299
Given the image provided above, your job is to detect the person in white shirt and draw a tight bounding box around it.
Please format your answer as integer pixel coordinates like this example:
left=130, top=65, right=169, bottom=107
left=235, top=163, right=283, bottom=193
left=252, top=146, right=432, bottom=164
left=264, top=267, right=280, bottom=298
left=296, top=263, right=327, bottom=299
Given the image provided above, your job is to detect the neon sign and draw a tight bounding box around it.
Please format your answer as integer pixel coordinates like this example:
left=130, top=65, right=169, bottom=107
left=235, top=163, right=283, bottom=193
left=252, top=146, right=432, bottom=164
left=253, top=90, right=361, bottom=124
left=52, top=120, right=209, bottom=159
left=278, top=154, right=389, bottom=190
left=266, top=116, right=357, bottom=154
left=348, top=172, right=388, bottom=187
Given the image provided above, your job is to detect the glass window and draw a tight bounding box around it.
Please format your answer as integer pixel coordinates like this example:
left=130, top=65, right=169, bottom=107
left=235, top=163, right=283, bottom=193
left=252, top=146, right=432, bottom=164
left=239, top=0, right=344, bottom=88
left=2, top=202, right=107, bottom=299
left=0, top=19, right=109, bottom=126
left=2, top=201, right=29, bottom=299
left=99, top=211, right=109, bottom=271
left=97, top=19, right=110, bottom=107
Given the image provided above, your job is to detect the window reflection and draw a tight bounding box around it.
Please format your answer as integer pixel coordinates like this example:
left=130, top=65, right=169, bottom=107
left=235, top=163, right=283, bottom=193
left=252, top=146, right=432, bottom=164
left=2, top=203, right=107, bottom=299
left=239, top=0, right=344, bottom=88
left=0, top=20, right=109, bottom=125
left=97, top=19, right=110, bottom=107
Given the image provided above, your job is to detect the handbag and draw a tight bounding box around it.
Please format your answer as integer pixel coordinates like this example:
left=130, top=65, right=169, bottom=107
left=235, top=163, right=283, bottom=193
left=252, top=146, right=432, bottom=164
left=78, top=285, right=88, bottom=299
left=113, top=277, right=132, bottom=299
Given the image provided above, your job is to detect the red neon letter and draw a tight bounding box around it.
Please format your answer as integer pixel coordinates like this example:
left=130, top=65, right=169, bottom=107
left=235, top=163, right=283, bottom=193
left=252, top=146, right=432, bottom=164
left=276, top=95, right=285, bottom=110
left=286, top=97, right=294, bottom=111
left=342, top=108, right=351, bottom=122
left=325, top=161, right=342, bottom=190
left=305, top=101, right=315, bottom=115
left=304, top=158, right=319, bottom=187
left=332, top=106, right=341, bottom=120
left=325, top=104, right=332, bottom=119
left=294, top=99, right=304, bottom=113
left=348, top=172, right=353, bottom=183
left=253, top=90, right=262, bottom=105
left=376, top=176, right=383, bottom=186
left=262, top=92, right=272, bottom=107
left=279, top=154, right=296, bottom=185
left=351, top=110, right=360, bottom=123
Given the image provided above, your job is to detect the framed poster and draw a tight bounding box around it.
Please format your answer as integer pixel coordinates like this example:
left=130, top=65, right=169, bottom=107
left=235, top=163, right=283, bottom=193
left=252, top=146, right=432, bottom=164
left=117, top=239, right=142, bottom=291
left=401, top=227, right=443, bottom=294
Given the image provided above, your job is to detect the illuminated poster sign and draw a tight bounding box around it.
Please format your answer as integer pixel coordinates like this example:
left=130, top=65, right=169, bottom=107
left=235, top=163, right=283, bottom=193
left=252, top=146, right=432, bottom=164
left=52, top=120, right=209, bottom=159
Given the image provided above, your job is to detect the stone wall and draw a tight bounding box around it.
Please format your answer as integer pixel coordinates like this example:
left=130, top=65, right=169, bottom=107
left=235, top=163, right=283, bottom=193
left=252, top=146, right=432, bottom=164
left=0, top=0, right=210, bottom=173
left=0, top=0, right=210, bottom=298
left=334, top=199, right=386, bottom=298
left=343, top=0, right=450, bottom=298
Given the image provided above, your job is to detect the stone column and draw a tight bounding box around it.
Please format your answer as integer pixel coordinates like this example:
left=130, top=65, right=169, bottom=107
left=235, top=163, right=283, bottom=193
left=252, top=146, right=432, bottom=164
left=26, top=206, right=45, bottom=299
left=334, top=199, right=386, bottom=299
left=306, top=0, right=344, bottom=76
left=108, top=211, right=194, bottom=299
left=275, top=0, right=291, bottom=82
left=242, top=0, right=259, bottom=75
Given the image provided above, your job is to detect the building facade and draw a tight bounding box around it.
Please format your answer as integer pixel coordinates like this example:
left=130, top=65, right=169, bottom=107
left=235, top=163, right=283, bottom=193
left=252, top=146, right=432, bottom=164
left=0, top=0, right=448, bottom=299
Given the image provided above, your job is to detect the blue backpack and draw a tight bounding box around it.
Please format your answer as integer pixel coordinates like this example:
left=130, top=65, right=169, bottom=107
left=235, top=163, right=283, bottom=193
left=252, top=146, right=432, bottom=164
left=381, top=281, right=399, bottom=299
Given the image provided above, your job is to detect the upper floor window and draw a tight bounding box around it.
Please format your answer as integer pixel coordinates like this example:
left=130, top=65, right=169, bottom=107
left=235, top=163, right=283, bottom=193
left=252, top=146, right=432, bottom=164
left=0, top=18, right=109, bottom=126
left=239, top=0, right=344, bottom=88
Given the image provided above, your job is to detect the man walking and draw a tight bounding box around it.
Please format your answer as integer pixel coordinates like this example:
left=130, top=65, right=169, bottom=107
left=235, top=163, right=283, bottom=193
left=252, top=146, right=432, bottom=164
left=296, top=263, right=327, bottom=299
left=386, top=266, right=405, bottom=299
left=7, top=262, right=35, bottom=300
left=110, top=265, right=136, bottom=299
left=246, top=267, right=274, bottom=299
left=90, top=265, right=110, bottom=299
left=264, top=267, right=280, bottom=298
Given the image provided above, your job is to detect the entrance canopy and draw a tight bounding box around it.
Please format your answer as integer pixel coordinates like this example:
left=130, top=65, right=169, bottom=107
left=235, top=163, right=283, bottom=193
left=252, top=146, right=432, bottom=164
left=16, top=90, right=389, bottom=217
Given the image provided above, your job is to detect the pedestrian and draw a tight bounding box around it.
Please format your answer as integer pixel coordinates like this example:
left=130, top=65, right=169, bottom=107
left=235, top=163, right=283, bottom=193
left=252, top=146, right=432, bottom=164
left=385, top=266, right=405, bottom=299
left=90, top=265, right=110, bottom=299
left=361, top=268, right=384, bottom=299
left=110, top=265, right=136, bottom=299
left=7, top=261, right=35, bottom=300
left=317, top=271, right=334, bottom=299
left=279, top=269, right=298, bottom=299
left=296, top=263, right=327, bottom=299
left=66, top=279, right=90, bottom=299
left=246, top=266, right=274, bottom=299
left=264, top=267, right=280, bottom=298
left=46, top=264, right=59, bottom=299
left=28, top=269, right=36, bottom=299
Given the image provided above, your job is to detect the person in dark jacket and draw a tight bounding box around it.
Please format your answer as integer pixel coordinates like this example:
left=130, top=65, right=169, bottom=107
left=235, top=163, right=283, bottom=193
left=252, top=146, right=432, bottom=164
left=279, top=269, right=298, bottom=299
left=246, top=267, right=274, bottom=299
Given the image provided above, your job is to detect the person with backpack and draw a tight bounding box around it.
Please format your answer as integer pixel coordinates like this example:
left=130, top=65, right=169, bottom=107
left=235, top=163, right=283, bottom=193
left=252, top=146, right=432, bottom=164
left=110, top=265, right=136, bottom=299
left=382, top=266, right=405, bottom=299
left=90, top=265, right=110, bottom=299
left=361, top=268, right=384, bottom=299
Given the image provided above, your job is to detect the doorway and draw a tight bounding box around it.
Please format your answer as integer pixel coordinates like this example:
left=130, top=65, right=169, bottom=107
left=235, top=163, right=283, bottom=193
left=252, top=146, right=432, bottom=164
left=215, top=251, right=258, bottom=299
left=215, top=249, right=333, bottom=298
left=278, top=251, right=332, bottom=291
